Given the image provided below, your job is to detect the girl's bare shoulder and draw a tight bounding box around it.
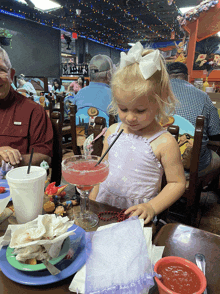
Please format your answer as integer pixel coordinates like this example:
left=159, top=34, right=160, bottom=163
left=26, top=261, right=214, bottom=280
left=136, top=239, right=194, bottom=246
left=156, top=132, right=180, bottom=159
left=156, top=131, right=178, bottom=148
left=105, top=123, right=120, bottom=137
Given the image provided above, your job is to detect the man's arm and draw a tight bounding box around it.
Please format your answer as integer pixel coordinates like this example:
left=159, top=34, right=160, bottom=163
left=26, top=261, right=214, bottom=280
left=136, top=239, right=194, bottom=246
left=18, top=153, right=51, bottom=167
left=0, top=147, right=51, bottom=167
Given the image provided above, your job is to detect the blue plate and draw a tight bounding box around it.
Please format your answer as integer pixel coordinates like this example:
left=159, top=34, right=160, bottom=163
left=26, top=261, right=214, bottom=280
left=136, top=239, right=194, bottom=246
left=0, top=224, right=86, bottom=286
left=0, top=179, right=11, bottom=201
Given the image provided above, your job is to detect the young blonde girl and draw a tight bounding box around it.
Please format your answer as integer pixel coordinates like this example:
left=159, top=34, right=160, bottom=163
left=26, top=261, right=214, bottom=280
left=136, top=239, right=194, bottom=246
left=89, top=42, right=186, bottom=224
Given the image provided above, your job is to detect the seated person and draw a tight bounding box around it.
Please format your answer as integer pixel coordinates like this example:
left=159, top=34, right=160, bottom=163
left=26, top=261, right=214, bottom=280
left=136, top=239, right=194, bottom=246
left=67, top=76, right=84, bottom=94
left=51, top=79, right=65, bottom=94
left=167, top=62, right=220, bottom=177
left=17, top=74, right=37, bottom=95
left=73, top=55, right=113, bottom=114
left=63, top=95, right=75, bottom=121
left=89, top=43, right=186, bottom=225
left=0, top=47, right=53, bottom=167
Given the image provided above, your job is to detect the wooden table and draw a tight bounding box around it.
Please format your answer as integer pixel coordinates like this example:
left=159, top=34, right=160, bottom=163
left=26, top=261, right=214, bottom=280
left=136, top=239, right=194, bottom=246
left=0, top=198, right=155, bottom=294
left=151, top=223, right=220, bottom=294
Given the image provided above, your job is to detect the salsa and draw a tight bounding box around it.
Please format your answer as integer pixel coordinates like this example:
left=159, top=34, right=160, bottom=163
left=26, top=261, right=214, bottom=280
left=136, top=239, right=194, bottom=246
left=157, top=262, right=201, bottom=293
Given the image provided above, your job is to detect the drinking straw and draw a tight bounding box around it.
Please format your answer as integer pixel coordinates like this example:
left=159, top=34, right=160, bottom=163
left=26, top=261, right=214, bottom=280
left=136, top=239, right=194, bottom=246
left=95, top=129, right=124, bottom=166
left=27, top=148, right=34, bottom=174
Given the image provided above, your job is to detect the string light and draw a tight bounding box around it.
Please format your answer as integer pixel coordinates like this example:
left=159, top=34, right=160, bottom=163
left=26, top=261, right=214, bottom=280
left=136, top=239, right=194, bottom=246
left=0, top=0, right=182, bottom=50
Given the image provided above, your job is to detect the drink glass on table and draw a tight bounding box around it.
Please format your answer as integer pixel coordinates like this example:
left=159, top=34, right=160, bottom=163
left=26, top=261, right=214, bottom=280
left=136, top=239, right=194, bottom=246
left=62, top=155, right=109, bottom=230
left=6, top=166, right=47, bottom=224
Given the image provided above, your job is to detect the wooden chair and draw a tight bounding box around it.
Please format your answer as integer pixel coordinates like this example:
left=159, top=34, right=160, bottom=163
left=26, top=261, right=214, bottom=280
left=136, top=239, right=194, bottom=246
left=48, top=111, right=63, bottom=186
left=48, top=93, right=74, bottom=153
left=167, top=124, right=179, bottom=141
left=44, top=94, right=53, bottom=118
left=198, top=140, right=220, bottom=198
left=167, top=115, right=205, bottom=226
left=42, top=97, right=62, bottom=185
left=66, top=104, right=117, bottom=156
left=87, top=117, right=107, bottom=156
left=54, top=93, right=66, bottom=124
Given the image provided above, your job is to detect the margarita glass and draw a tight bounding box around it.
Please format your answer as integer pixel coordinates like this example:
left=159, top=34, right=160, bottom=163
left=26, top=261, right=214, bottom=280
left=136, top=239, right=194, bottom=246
left=62, top=155, right=109, bottom=229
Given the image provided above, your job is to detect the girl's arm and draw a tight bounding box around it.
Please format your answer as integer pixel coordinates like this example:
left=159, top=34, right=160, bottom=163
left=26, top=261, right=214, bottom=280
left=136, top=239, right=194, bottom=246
left=89, top=123, right=118, bottom=200
left=125, top=133, right=186, bottom=224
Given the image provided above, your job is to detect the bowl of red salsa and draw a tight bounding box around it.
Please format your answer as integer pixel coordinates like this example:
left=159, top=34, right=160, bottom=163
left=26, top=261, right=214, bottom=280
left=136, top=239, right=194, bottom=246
left=154, top=256, right=207, bottom=294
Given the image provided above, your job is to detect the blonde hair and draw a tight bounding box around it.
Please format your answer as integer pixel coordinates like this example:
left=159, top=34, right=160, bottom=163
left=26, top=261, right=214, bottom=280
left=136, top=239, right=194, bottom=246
left=109, top=48, right=178, bottom=125
left=0, top=47, right=12, bottom=69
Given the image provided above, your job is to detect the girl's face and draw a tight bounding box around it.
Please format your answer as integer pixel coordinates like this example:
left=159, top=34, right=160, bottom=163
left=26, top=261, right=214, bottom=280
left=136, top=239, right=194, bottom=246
left=116, top=90, right=159, bottom=133
left=54, top=82, right=59, bottom=87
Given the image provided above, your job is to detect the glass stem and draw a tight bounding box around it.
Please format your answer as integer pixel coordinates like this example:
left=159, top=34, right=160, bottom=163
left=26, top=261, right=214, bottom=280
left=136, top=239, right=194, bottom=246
left=80, top=191, right=90, bottom=214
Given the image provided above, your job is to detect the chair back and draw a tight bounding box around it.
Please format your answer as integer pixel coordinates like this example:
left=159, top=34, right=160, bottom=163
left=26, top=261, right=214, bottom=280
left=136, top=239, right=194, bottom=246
left=76, top=106, right=109, bottom=130
left=109, top=114, right=118, bottom=126
left=69, top=104, right=80, bottom=155
left=69, top=105, right=116, bottom=156
left=167, top=115, right=205, bottom=225
left=188, top=116, right=204, bottom=200
left=50, top=111, right=62, bottom=185
left=167, top=124, right=179, bottom=141
left=53, top=93, right=66, bottom=124
left=88, top=117, right=107, bottom=156
left=45, top=94, right=53, bottom=118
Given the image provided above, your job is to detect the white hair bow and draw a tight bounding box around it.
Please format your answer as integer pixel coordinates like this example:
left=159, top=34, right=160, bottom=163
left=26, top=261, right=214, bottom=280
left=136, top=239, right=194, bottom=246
left=120, top=42, right=161, bottom=80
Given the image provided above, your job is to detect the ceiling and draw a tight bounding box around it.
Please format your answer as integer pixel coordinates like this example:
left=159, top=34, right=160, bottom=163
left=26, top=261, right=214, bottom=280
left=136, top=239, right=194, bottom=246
left=1, top=0, right=203, bottom=50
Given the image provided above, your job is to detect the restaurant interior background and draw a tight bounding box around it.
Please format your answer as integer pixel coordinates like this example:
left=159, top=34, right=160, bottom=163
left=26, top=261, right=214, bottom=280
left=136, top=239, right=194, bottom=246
left=1, top=0, right=220, bottom=93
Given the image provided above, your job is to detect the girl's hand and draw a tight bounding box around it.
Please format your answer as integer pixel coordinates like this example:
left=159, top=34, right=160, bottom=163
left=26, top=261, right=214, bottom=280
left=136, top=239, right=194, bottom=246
left=124, top=203, right=155, bottom=225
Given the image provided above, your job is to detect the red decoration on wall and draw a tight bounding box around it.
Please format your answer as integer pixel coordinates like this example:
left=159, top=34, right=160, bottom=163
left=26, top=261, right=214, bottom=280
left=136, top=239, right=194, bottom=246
left=72, top=32, right=78, bottom=39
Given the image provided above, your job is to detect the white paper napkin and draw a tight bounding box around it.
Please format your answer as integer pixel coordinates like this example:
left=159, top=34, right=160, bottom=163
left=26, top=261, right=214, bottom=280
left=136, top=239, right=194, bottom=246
left=0, top=214, right=76, bottom=260
left=69, top=220, right=165, bottom=294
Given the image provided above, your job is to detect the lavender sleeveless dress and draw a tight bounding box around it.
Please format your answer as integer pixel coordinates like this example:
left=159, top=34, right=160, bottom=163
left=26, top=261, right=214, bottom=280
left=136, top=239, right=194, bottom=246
left=96, top=123, right=167, bottom=209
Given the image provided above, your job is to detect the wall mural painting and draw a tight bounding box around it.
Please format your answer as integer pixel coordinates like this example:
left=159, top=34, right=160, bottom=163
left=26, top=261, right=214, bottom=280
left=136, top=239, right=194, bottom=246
left=193, top=36, right=220, bottom=75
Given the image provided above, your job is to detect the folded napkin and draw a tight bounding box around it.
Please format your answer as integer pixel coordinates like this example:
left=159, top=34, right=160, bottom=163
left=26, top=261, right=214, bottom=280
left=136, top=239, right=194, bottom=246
left=0, top=214, right=75, bottom=261
left=69, top=217, right=164, bottom=294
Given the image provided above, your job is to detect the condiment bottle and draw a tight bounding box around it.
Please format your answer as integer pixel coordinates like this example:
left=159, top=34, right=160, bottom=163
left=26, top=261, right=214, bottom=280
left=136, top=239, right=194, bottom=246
left=203, top=76, right=209, bottom=92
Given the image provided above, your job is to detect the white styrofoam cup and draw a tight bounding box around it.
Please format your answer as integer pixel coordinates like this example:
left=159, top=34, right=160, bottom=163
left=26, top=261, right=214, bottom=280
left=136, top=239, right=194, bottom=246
left=6, top=166, right=46, bottom=224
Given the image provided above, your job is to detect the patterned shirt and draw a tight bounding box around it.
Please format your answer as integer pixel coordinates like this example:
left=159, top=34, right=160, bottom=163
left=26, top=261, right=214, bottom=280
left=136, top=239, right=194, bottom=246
left=170, top=78, right=220, bottom=171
